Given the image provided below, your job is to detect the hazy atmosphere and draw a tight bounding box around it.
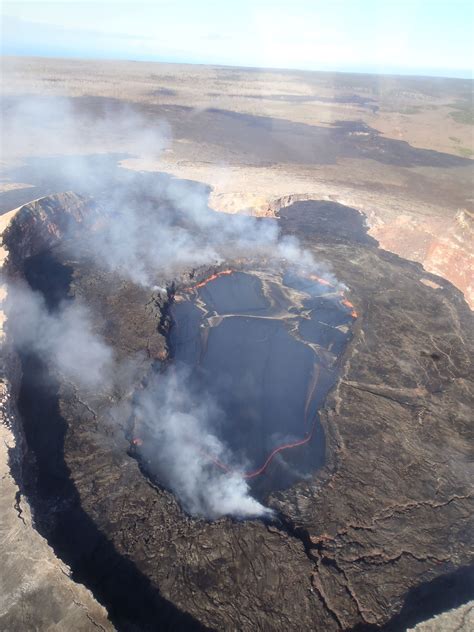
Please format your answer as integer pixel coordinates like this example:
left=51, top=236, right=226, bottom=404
left=2, top=0, right=473, bottom=76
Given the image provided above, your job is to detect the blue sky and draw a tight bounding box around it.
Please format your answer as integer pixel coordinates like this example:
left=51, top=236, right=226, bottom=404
left=2, top=0, right=473, bottom=77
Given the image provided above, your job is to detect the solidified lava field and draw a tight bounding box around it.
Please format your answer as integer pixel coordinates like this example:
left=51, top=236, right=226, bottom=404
left=3, top=192, right=473, bottom=632
left=135, top=267, right=357, bottom=498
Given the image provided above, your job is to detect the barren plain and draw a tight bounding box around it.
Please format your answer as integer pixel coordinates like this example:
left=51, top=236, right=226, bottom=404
left=1, top=56, right=473, bottom=305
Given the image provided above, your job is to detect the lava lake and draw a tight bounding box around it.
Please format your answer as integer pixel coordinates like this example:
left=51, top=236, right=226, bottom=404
left=135, top=267, right=357, bottom=498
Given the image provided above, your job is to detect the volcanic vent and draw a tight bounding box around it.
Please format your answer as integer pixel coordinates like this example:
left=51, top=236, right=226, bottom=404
left=132, top=265, right=357, bottom=500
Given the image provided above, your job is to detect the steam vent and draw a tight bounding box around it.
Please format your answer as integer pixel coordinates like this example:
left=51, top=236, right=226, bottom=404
left=2, top=186, right=473, bottom=632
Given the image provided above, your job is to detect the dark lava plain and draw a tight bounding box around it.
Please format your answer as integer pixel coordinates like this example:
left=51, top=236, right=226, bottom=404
left=3, top=190, right=473, bottom=631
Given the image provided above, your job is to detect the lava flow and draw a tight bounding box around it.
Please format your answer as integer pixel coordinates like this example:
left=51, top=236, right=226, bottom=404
left=340, top=297, right=358, bottom=318
left=203, top=415, right=319, bottom=480
left=132, top=362, right=322, bottom=481
left=303, top=273, right=358, bottom=318
left=307, top=273, right=335, bottom=288
left=184, top=269, right=234, bottom=292
left=200, top=362, right=322, bottom=480
left=134, top=267, right=357, bottom=494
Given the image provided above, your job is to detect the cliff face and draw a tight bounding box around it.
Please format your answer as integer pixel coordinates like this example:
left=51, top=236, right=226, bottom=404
left=1, top=192, right=473, bottom=631
left=0, top=199, right=114, bottom=632
left=221, top=194, right=474, bottom=310
left=2, top=192, right=96, bottom=270
left=0, top=382, right=114, bottom=632
left=368, top=208, right=474, bottom=309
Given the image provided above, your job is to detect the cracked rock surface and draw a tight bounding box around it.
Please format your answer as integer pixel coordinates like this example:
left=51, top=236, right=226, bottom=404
left=2, top=193, right=473, bottom=631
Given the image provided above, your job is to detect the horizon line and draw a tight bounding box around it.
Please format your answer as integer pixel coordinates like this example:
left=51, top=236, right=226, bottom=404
left=2, top=52, right=472, bottom=81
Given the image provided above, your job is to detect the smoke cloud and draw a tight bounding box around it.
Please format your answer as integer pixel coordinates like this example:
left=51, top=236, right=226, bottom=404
left=2, top=94, right=337, bottom=286
left=2, top=94, right=170, bottom=162
left=135, top=368, right=272, bottom=519
left=3, top=279, right=114, bottom=391
left=2, top=94, right=341, bottom=518
left=2, top=278, right=272, bottom=518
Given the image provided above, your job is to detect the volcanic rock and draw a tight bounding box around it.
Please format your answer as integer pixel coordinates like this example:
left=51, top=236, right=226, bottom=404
left=2, top=190, right=473, bottom=631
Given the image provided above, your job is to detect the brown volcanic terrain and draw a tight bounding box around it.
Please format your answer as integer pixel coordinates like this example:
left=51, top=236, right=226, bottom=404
left=0, top=57, right=473, bottom=631
left=1, top=190, right=473, bottom=631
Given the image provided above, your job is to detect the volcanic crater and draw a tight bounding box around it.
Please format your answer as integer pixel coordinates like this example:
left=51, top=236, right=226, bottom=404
left=2, top=188, right=473, bottom=632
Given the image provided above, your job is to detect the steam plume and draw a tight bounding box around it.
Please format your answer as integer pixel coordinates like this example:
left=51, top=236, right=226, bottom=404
left=2, top=95, right=342, bottom=518
left=2, top=279, right=114, bottom=390
left=135, top=368, right=272, bottom=519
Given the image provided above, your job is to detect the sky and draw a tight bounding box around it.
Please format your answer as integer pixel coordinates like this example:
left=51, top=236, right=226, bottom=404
left=1, top=0, right=473, bottom=77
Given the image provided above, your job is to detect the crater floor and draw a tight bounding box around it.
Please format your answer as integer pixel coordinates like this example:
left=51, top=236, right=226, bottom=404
left=142, top=269, right=356, bottom=497
left=2, top=192, right=473, bottom=632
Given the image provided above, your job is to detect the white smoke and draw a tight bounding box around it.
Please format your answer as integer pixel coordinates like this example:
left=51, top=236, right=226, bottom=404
left=2, top=95, right=170, bottom=161
left=2, top=95, right=341, bottom=519
left=1, top=94, right=336, bottom=287
left=135, top=368, right=272, bottom=520
left=1, top=278, right=273, bottom=519
left=2, top=279, right=114, bottom=391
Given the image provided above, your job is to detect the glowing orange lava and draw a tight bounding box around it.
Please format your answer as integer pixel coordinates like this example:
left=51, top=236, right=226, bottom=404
left=307, top=274, right=335, bottom=288
left=340, top=297, right=358, bottom=318
left=201, top=359, right=322, bottom=479
left=202, top=419, right=318, bottom=479
left=305, top=274, right=357, bottom=318
left=184, top=269, right=234, bottom=293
